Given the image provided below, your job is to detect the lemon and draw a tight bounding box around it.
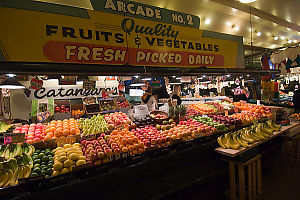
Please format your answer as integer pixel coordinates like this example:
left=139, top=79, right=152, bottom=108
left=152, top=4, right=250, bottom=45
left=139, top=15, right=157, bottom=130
left=76, top=160, right=86, bottom=166
left=68, top=167, right=73, bottom=172
left=69, top=153, right=78, bottom=161
left=72, top=143, right=80, bottom=147
left=60, top=168, right=69, bottom=174
left=67, top=151, right=77, bottom=157
left=64, top=144, right=72, bottom=149
left=53, top=147, right=63, bottom=152
left=53, top=162, right=63, bottom=171
left=78, top=156, right=86, bottom=161
left=63, top=159, right=74, bottom=168
left=57, top=152, right=66, bottom=158
left=58, top=156, right=68, bottom=163
left=76, top=151, right=83, bottom=156
left=52, top=170, right=60, bottom=176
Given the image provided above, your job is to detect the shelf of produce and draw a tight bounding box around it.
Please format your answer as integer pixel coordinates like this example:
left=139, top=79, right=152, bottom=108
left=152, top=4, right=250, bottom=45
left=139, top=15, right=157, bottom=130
left=215, top=122, right=300, bottom=157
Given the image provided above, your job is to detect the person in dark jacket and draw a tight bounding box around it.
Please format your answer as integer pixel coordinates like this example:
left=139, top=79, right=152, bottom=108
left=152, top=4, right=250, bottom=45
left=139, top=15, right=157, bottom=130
left=293, top=87, right=300, bottom=113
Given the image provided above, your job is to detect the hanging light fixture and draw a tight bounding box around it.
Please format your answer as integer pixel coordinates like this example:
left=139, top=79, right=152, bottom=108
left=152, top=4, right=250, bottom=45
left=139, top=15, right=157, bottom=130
left=0, top=77, right=25, bottom=89
left=239, top=0, right=256, bottom=3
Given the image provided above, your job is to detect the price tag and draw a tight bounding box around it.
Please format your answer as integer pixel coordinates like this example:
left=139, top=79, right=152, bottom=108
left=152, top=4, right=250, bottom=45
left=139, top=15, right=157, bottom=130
left=4, top=137, right=11, bottom=145
left=37, top=111, right=51, bottom=122
left=56, top=136, right=76, bottom=147
left=225, top=110, right=229, bottom=116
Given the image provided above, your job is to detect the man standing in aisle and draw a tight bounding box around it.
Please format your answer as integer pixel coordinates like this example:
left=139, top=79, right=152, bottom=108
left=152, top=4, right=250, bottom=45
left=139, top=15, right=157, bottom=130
left=293, top=85, right=300, bottom=113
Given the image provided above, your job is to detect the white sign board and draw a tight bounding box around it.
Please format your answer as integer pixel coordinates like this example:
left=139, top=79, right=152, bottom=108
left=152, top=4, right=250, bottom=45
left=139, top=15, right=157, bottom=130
left=28, top=86, right=118, bottom=100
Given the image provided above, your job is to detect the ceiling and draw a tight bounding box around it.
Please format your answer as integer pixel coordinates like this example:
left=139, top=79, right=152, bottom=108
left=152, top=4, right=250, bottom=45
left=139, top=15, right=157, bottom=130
left=35, top=0, right=300, bottom=49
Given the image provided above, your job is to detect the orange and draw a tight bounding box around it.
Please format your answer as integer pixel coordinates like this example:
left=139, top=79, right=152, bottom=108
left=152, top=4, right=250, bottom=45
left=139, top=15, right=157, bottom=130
left=127, top=138, right=133, bottom=144
left=70, top=128, right=76, bottom=135
left=128, top=145, right=134, bottom=152
left=44, top=135, right=51, bottom=141
left=63, top=129, right=69, bottom=136
left=122, top=147, right=128, bottom=152
left=133, top=143, right=139, bottom=150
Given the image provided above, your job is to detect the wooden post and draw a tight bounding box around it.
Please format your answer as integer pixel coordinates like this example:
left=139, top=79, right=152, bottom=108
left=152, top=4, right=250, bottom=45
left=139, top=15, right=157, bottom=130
left=238, top=163, right=245, bottom=200
left=257, top=158, right=262, bottom=197
left=252, top=162, right=257, bottom=199
left=229, top=161, right=237, bottom=200
left=247, top=164, right=252, bottom=200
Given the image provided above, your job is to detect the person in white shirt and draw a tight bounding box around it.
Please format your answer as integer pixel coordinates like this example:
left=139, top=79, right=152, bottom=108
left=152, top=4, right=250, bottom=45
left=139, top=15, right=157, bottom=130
left=141, top=86, right=157, bottom=111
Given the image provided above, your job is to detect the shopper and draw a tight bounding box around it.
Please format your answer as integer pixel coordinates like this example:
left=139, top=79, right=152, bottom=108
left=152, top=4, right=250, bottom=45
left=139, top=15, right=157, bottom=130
left=141, top=86, right=157, bottom=111
left=293, top=85, right=300, bottom=113
left=172, top=85, right=182, bottom=105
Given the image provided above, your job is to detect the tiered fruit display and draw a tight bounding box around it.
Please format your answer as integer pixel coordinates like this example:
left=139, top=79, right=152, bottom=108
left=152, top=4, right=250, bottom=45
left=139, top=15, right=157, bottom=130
left=55, top=105, right=70, bottom=113
left=193, top=116, right=227, bottom=132
left=109, top=129, right=145, bottom=155
left=132, top=126, right=171, bottom=148
left=290, top=113, right=300, bottom=120
left=185, top=107, right=202, bottom=118
left=81, top=137, right=112, bottom=165
left=229, top=113, right=258, bottom=125
left=207, top=114, right=242, bottom=126
left=52, top=143, right=86, bottom=176
left=44, top=119, right=80, bottom=140
left=150, top=113, right=168, bottom=120
left=178, top=119, right=216, bottom=137
left=79, top=114, right=109, bottom=136
left=13, top=123, right=46, bottom=144
left=104, top=112, right=133, bottom=129
left=205, top=101, right=225, bottom=112
left=217, top=121, right=281, bottom=149
left=31, top=149, right=54, bottom=177
left=0, top=143, right=34, bottom=187
left=188, top=103, right=216, bottom=115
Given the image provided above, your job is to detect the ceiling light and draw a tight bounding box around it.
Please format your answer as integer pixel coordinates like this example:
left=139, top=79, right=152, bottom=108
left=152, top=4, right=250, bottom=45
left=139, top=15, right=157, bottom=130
left=176, top=77, right=181, bottom=80
left=274, top=36, right=279, bottom=40
left=226, top=21, right=232, bottom=26
left=239, top=0, right=256, bottom=3
left=232, top=25, right=240, bottom=31
left=134, top=75, right=139, bottom=78
left=280, top=36, right=285, bottom=40
left=0, top=77, right=25, bottom=89
left=130, top=78, right=145, bottom=87
left=293, top=40, right=298, bottom=43
left=256, top=32, right=261, bottom=36
left=141, top=77, right=152, bottom=81
left=6, top=74, right=16, bottom=77
left=288, top=40, right=292, bottom=43
left=232, top=8, right=237, bottom=12
left=169, top=77, right=181, bottom=85
left=76, top=81, right=83, bottom=85
left=204, top=18, right=211, bottom=25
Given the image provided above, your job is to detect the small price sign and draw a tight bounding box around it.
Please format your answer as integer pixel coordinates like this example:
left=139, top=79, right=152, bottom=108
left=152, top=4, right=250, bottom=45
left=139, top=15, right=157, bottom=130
left=56, top=136, right=76, bottom=147
left=4, top=137, right=11, bottom=145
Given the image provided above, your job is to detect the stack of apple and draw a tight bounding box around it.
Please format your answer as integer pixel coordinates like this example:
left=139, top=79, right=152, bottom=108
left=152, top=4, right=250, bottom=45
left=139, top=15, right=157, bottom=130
left=185, top=107, right=201, bottom=118
left=104, top=112, right=133, bottom=129
left=55, top=105, right=70, bottom=113
left=205, top=102, right=225, bottom=112
left=109, top=129, right=145, bottom=155
left=132, top=126, right=171, bottom=148
left=13, top=123, right=46, bottom=144
left=118, top=101, right=130, bottom=108
left=207, top=114, right=242, bottom=126
left=178, top=119, right=216, bottom=137
left=81, top=137, right=112, bottom=165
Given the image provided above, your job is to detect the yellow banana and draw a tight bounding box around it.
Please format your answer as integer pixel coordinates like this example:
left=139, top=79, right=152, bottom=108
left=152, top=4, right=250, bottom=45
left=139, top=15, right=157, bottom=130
left=221, top=136, right=231, bottom=149
left=18, top=166, right=24, bottom=179
left=3, top=170, right=13, bottom=187
left=236, top=134, right=249, bottom=148
left=23, top=166, right=31, bottom=178
left=0, top=171, right=8, bottom=187
left=217, top=137, right=227, bottom=149
left=257, top=128, right=270, bottom=138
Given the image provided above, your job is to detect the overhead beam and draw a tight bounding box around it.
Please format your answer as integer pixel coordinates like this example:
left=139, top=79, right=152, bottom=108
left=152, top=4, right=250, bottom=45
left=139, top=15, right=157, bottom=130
left=210, top=0, right=300, bottom=32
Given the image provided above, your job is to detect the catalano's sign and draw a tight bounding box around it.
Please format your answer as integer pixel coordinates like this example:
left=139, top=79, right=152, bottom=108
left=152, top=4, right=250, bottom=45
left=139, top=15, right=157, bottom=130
left=90, top=0, right=200, bottom=28
left=28, top=86, right=118, bottom=100
left=0, top=0, right=244, bottom=68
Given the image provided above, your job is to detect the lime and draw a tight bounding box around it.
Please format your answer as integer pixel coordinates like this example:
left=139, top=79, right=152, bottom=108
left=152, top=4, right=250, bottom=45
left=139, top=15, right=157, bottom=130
left=34, top=163, right=40, bottom=168
left=42, top=156, right=48, bottom=162
left=35, top=150, right=41, bottom=154
left=40, top=169, right=46, bottom=175
left=32, top=155, right=39, bottom=160
left=47, top=163, right=53, bottom=168
left=31, top=172, right=38, bottom=177
left=33, top=167, right=41, bottom=174
left=46, top=168, right=52, bottom=175
left=40, top=164, right=47, bottom=168
left=41, top=161, right=47, bottom=166
left=38, top=153, right=45, bottom=159
left=45, top=151, right=52, bottom=156
left=33, top=159, right=41, bottom=164
left=46, top=148, right=51, bottom=152
left=48, top=156, right=53, bottom=161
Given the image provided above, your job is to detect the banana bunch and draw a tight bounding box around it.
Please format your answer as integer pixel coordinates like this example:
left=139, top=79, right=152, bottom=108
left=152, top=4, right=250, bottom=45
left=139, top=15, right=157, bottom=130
left=217, top=121, right=281, bottom=150
left=0, top=143, right=35, bottom=159
left=0, top=158, right=18, bottom=187
left=0, top=121, right=14, bottom=133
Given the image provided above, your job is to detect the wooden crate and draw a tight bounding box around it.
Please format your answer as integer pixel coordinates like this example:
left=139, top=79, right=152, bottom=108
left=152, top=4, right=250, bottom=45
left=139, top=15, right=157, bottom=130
left=282, top=134, right=300, bottom=165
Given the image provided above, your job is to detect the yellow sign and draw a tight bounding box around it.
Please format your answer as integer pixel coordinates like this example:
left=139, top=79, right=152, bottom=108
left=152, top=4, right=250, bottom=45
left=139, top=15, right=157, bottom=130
left=0, top=5, right=242, bottom=68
